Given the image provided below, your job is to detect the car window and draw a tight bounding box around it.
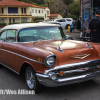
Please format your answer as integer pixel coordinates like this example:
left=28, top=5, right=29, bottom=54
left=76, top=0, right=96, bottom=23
left=0, top=30, right=7, bottom=41
left=56, top=20, right=61, bottom=22
left=56, top=19, right=66, bottom=22
left=0, top=30, right=17, bottom=42
left=61, top=19, right=66, bottom=22
left=6, top=30, right=17, bottom=42
left=66, top=19, right=71, bottom=21
left=18, top=27, right=66, bottom=42
left=19, top=28, right=39, bottom=37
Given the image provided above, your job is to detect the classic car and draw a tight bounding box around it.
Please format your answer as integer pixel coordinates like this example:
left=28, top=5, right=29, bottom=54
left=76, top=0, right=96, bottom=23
left=0, top=23, right=100, bottom=93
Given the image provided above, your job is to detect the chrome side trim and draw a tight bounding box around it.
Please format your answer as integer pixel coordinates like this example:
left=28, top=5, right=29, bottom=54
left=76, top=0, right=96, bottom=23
left=0, top=62, right=19, bottom=75
left=0, top=49, right=44, bottom=64
left=44, top=59, right=100, bottom=74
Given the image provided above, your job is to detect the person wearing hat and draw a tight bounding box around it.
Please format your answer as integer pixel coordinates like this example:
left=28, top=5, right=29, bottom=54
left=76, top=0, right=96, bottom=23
left=88, top=9, right=100, bottom=42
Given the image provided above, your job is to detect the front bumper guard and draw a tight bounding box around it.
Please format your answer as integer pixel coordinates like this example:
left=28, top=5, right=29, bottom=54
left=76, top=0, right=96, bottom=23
left=36, top=59, right=100, bottom=87
left=36, top=70, right=100, bottom=87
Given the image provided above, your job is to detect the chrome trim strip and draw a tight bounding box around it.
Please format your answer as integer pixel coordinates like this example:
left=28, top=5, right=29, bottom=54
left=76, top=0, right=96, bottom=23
left=44, top=59, right=100, bottom=74
left=0, top=49, right=44, bottom=64
left=57, top=74, right=87, bottom=82
left=0, top=62, right=19, bottom=75
left=63, top=68, right=89, bottom=74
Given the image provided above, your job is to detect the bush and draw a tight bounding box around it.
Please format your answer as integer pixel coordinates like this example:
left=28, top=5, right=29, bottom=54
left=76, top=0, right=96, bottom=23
left=34, top=17, right=44, bottom=21
left=0, top=23, right=6, bottom=27
left=65, top=15, right=77, bottom=20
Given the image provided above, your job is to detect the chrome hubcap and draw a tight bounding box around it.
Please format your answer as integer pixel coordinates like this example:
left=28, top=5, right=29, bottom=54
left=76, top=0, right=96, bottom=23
left=26, top=70, right=35, bottom=89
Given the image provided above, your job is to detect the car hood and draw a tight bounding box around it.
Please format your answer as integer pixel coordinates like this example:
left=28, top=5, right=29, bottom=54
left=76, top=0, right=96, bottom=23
left=21, top=40, right=100, bottom=66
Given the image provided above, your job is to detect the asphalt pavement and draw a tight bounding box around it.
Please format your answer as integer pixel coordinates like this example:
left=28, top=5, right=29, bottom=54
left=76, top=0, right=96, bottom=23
left=0, top=29, right=100, bottom=100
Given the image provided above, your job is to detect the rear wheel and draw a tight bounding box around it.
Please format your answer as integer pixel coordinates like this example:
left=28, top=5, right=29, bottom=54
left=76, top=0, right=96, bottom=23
left=25, top=66, right=43, bottom=93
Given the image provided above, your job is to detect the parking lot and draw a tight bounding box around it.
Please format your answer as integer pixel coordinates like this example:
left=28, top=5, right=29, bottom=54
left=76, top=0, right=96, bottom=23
left=0, top=29, right=100, bottom=100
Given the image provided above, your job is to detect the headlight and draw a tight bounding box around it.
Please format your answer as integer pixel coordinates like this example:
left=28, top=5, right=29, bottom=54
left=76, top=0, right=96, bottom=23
left=44, top=55, right=56, bottom=67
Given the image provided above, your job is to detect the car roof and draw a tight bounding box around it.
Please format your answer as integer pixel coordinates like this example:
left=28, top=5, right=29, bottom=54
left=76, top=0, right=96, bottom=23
left=1, top=23, right=60, bottom=31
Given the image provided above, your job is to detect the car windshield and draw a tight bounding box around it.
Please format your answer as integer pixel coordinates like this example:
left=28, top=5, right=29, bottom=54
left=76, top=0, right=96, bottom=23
left=18, top=26, right=66, bottom=42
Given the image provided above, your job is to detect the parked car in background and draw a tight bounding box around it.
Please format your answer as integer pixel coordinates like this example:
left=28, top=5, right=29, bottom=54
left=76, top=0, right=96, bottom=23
left=39, top=21, right=61, bottom=26
left=55, top=18, right=73, bottom=29
left=45, top=19, right=55, bottom=21
left=1, top=23, right=100, bottom=93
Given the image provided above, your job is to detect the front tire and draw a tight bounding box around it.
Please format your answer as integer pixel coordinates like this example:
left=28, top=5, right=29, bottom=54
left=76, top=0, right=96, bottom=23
left=25, top=66, right=42, bottom=93
left=65, top=24, right=70, bottom=29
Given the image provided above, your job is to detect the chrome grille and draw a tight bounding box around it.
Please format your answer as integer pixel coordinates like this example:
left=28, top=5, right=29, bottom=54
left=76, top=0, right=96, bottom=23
left=54, top=61, right=100, bottom=78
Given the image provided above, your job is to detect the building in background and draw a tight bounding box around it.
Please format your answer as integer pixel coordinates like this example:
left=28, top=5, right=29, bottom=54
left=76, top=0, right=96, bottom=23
left=43, top=7, right=50, bottom=20
left=49, top=14, right=63, bottom=19
left=0, top=0, right=63, bottom=25
left=32, top=6, right=46, bottom=21
left=0, top=0, right=33, bottom=25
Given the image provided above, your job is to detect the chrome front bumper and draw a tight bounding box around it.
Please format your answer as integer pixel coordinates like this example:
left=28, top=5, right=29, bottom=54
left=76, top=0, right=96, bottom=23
left=36, top=60, right=100, bottom=87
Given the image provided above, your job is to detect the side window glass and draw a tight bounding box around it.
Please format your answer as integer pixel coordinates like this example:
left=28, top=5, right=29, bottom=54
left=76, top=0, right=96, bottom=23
left=66, top=19, right=71, bottom=21
left=6, top=30, right=17, bottom=42
left=56, top=20, right=60, bottom=22
left=0, top=31, right=7, bottom=41
left=62, top=19, right=66, bottom=22
left=59, top=20, right=62, bottom=22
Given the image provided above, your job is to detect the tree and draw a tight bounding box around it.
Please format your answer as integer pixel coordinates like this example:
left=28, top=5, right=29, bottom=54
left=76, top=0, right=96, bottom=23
left=64, top=0, right=74, bottom=5
left=67, top=0, right=80, bottom=19
left=17, top=0, right=32, bottom=3
left=49, top=0, right=67, bottom=17
left=31, top=0, right=45, bottom=4
left=17, top=0, right=45, bottom=4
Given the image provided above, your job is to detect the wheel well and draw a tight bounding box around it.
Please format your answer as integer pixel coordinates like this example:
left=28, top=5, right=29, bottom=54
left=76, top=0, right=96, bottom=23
left=65, top=24, right=70, bottom=29
left=20, top=63, right=33, bottom=75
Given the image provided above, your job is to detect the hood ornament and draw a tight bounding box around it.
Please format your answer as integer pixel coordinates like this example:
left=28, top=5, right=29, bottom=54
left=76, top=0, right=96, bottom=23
left=86, top=43, right=93, bottom=49
left=57, top=46, right=64, bottom=53
left=71, top=54, right=90, bottom=59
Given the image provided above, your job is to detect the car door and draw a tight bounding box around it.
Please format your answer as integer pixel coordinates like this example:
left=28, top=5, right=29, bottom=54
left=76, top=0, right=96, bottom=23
left=0, top=30, right=17, bottom=71
left=66, top=19, right=72, bottom=25
left=56, top=19, right=66, bottom=29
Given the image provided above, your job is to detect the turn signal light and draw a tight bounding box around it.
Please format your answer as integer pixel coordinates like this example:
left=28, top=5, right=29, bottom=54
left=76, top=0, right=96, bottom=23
left=60, top=71, right=63, bottom=76
left=99, top=65, right=100, bottom=68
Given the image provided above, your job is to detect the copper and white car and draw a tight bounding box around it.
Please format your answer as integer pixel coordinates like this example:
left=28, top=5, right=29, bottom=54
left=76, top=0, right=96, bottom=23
left=0, top=23, right=100, bottom=93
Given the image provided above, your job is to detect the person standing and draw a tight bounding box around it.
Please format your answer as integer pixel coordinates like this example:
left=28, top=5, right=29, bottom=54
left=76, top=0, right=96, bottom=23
left=88, top=9, right=100, bottom=42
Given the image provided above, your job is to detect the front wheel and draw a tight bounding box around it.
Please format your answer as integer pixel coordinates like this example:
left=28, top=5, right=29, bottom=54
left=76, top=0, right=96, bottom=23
left=25, top=66, right=42, bottom=93
left=65, top=24, right=70, bottom=29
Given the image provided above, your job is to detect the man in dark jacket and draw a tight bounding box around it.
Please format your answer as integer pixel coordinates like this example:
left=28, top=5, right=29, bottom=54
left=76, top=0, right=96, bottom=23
left=88, top=9, right=100, bottom=42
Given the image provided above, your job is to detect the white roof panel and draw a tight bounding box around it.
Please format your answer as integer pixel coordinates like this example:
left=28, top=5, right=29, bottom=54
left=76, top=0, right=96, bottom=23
left=1, top=23, right=60, bottom=31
